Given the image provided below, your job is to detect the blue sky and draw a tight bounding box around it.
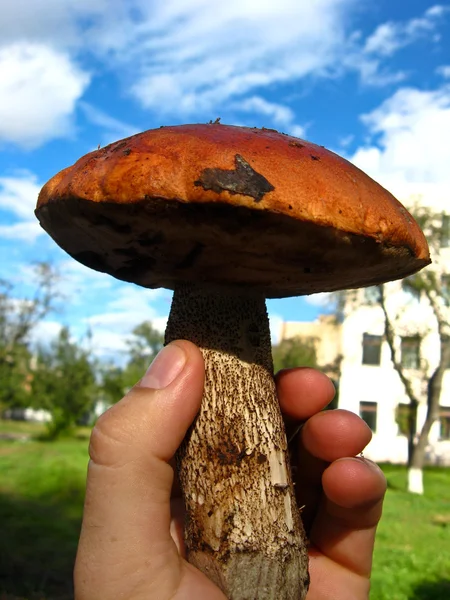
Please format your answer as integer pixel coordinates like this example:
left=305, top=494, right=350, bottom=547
left=1, top=0, right=449, bottom=359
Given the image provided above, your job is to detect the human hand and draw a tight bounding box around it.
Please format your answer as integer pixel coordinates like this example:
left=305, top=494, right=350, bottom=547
left=74, top=340, right=386, bottom=600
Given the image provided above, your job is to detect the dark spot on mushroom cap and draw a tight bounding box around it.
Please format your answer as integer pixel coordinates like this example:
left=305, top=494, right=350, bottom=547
left=194, top=154, right=274, bottom=203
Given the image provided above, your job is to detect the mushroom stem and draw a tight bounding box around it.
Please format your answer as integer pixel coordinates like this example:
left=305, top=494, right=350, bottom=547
left=165, top=285, right=309, bottom=600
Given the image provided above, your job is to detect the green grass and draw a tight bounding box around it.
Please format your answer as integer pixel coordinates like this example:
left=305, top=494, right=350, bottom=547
left=371, top=465, right=450, bottom=600
left=0, top=424, right=89, bottom=600
left=0, top=419, right=47, bottom=437
left=0, top=422, right=449, bottom=599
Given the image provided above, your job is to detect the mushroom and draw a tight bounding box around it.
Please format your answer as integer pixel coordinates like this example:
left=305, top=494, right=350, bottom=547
left=35, top=124, right=430, bottom=600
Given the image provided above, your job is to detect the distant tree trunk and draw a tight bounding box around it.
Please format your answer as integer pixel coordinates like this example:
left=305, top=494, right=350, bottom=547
left=378, top=285, right=447, bottom=495
left=408, top=336, right=450, bottom=493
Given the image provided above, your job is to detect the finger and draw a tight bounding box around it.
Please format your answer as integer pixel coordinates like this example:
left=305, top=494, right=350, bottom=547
left=295, top=410, right=372, bottom=531
left=310, top=457, right=387, bottom=577
left=74, top=341, right=204, bottom=600
left=276, top=367, right=336, bottom=423
left=299, top=410, right=372, bottom=473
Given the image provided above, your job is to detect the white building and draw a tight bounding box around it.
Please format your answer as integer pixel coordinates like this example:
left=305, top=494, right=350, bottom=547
left=281, top=193, right=450, bottom=466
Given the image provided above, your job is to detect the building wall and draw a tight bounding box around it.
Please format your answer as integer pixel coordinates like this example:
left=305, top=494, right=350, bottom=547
left=281, top=315, right=342, bottom=368
left=338, top=282, right=450, bottom=465
left=280, top=189, right=450, bottom=466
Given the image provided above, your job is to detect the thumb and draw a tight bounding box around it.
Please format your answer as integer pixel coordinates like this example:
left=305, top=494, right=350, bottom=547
left=74, top=341, right=204, bottom=600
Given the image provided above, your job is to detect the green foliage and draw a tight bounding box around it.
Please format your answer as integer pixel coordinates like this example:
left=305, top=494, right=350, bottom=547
left=0, top=263, right=59, bottom=413
left=0, top=341, right=33, bottom=411
left=272, top=336, right=317, bottom=373
left=100, top=321, right=164, bottom=404
left=32, top=327, right=97, bottom=439
left=126, top=321, right=164, bottom=372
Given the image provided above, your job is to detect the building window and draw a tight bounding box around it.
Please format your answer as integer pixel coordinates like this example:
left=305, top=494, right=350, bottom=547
left=396, top=403, right=411, bottom=436
left=442, top=274, right=450, bottom=299
left=360, top=401, right=377, bottom=432
left=362, top=333, right=382, bottom=365
left=439, top=407, right=450, bottom=440
left=401, top=336, right=421, bottom=369
left=441, top=214, right=450, bottom=248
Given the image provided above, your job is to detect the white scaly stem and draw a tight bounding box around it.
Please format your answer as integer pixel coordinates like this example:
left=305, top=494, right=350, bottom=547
left=165, top=285, right=309, bottom=600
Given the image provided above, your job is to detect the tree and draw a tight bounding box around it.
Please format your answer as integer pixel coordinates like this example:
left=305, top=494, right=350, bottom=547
left=32, top=327, right=97, bottom=439
left=272, top=336, right=318, bottom=373
left=100, top=321, right=164, bottom=405
left=0, top=263, right=58, bottom=413
left=126, top=321, right=165, bottom=377
left=344, top=206, right=450, bottom=494
left=272, top=334, right=340, bottom=412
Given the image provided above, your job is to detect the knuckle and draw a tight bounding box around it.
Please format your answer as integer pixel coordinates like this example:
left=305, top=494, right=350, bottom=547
left=88, top=403, right=133, bottom=467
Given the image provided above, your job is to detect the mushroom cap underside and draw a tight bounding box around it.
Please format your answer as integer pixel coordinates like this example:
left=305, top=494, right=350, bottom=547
left=35, top=124, right=430, bottom=298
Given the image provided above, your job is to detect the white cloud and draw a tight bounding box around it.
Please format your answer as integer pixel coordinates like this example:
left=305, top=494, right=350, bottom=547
left=350, top=84, right=450, bottom=202
left=0, top=173, right=41, bottom=219
left=0, top=1, right=358, bottom=138
left=305, top=292, right=335, bottom=308
left=364, top=5, right=447, bottom=57
left=30, top=320, right=63, bottom=346
left=233, top=96, right=306, bottom=138
left=56, top=260, right=113, bottom=303
left=436, top=65, right=450, bottom=78
left=339, top=134, right=355, bottom=148
left=83, top=285, right=170, bottom=359
left=152, top=316, right=168, bottom=334
left=0, top=43, right=90, bottom=148
left=0, top=0, right=112, bottom=49
left=364, top=23, right=404, bottom=57
left=236, top=97, right=295, bottom=126
left=347, top=4, right=448, bottom=86
left=349, top=56, right=408, bottom=87
left=0, top=172, right=45, bottom=242
left=425, top=5, right=449, bottom=18
left=0, top=221, right=42, bottom=242
left=289, top=125, right=307, bottom=139
left=87, top=292, right=166, bottom=332
left=1, top=0, right=445, bottom=138
left=79, top=102, right=139, bottom=146
left=127, top=0, right=353, bottom=113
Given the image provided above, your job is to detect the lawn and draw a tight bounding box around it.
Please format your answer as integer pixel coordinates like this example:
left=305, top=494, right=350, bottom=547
left=0, top=423, right=449, bottom=600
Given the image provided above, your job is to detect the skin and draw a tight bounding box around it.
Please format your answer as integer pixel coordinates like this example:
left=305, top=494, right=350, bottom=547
left=74, top=341, right=386, bottom=600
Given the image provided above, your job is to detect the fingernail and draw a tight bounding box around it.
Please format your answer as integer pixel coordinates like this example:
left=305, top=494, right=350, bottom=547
left=140, top=343, right=187, bottom=389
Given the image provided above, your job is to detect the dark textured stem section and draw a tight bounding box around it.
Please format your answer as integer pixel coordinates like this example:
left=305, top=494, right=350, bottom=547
left=165, top=285, right=309, bottom=600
